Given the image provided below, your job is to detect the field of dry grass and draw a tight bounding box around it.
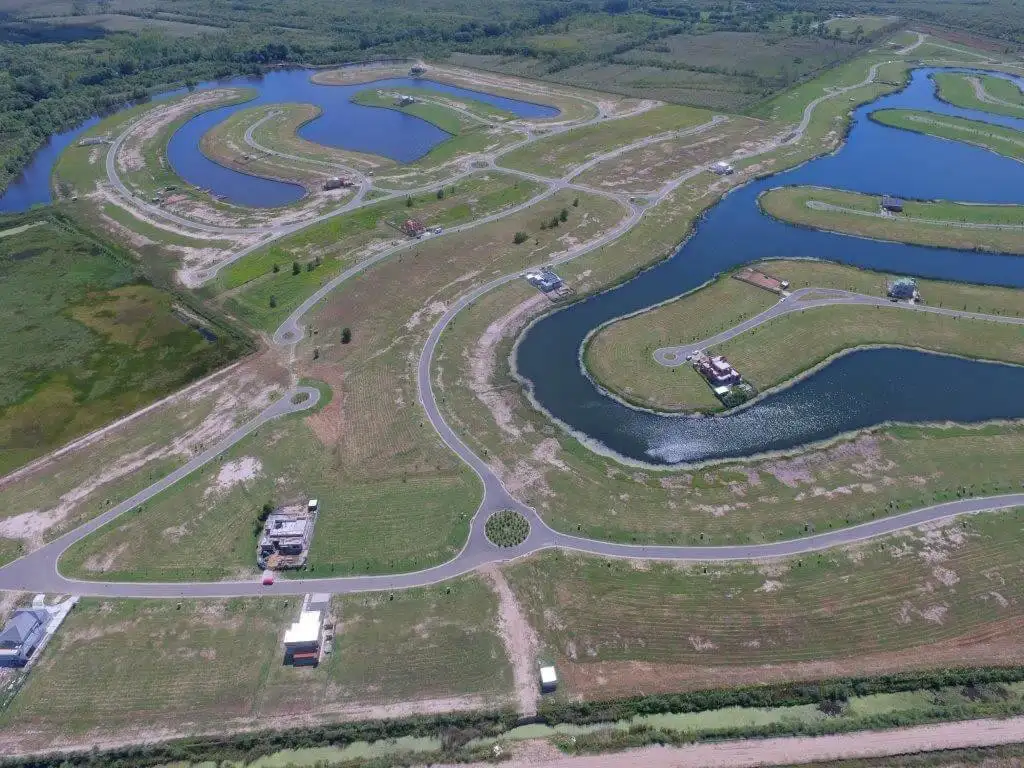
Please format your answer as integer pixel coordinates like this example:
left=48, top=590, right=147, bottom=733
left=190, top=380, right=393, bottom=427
left=505, top=507, right=1024, bottom=699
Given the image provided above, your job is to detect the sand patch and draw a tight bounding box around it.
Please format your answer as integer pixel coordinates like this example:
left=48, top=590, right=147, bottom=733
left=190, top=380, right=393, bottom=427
left=205, top=456, right=262, bottom=497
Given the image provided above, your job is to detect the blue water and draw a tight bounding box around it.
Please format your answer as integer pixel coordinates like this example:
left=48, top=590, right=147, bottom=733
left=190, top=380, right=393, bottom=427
left=515, top=67, right=1024, bottom=466
left=0, top=69, right=558, bottom=212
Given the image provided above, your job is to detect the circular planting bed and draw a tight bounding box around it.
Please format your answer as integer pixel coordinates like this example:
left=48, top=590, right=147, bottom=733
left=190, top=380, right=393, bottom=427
left=485, top=510, right=530, bottom=548
left=291, top=391, right=311, bottom=405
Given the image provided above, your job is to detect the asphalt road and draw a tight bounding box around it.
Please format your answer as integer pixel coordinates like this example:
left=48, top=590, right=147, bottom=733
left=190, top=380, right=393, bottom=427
left=653, top=287, right=1024, bottom=365
left=3, top=50, right=1016, bottom=598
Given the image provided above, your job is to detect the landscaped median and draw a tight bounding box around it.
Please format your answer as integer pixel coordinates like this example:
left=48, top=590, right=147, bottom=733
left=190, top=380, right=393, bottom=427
left=870, top=108, right=1024, bottom=162
left=759, top=185, right=1024, bottom=253
left=584, top=259, right=1024, bottom=414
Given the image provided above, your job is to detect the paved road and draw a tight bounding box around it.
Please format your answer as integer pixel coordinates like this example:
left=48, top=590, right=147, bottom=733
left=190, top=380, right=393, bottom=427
left=3, top=49, right=1016, bottom=598
left=653, top=287, right=1024, bottom=365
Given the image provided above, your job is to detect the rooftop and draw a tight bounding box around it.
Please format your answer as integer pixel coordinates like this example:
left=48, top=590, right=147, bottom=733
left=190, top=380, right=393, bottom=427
left=283, top=610, right=322, bottom=645
left=540, top=666, right=557, bottom=684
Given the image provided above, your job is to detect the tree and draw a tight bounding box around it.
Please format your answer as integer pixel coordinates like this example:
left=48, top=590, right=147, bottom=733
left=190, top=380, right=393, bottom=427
left=272, top=263, right=280, bottom=273
left=572, top=197, right=579, bottom=207
left=513, top=231, right=529, bottom=244
left=292, top=261, right=300, bottom=275
left=341, top=327, right=352, bottom=344
left=313, top=347, right=320, bottom=360
left=406, top=196, right=414, bottom=207
left=269, top=295, right=277, bottom=308
left=559, top=207, right=569, bottom=222
left=436, top=188, right=445, bottom=199
left=549, top=215, right=560, bottom=228
left=306, top=261, right=315, bottom=272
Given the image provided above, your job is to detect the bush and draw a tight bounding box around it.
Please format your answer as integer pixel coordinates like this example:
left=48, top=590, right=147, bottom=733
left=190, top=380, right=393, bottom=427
left=268, top=295, right=277, bottom=308
left=341, top=327, right=352, bottom=344
left=513, top=231, right=529, bottom=244
left=291, top=261, right=300, bottom=275
left=484, top=509, right=529, bottom=547
left=559, top=207, right=569, bottom=222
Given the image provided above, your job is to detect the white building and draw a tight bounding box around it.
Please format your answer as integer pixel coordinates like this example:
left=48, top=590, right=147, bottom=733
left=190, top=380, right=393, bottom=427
left=539, top=665, right=558, bottom=693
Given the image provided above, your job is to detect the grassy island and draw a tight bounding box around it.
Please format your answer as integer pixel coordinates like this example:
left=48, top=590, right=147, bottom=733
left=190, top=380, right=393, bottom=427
left=585, top=260, right=1024, bottom=413
left=871, top=108, right=1024, bottom=162
left=759, top=185, right=1024, bottom=254
left=933, top=72, right=1024, bottom=118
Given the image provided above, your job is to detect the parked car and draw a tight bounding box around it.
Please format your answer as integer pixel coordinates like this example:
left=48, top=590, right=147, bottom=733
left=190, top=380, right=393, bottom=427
left=261, top=569, right=275, bottom=586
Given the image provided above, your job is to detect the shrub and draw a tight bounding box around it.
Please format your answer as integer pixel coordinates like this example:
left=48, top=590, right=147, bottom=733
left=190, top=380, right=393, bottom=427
left=484, top=509, right=529, bottom=547
left=513, top=231, right=529, bottom=244
left=559, top=207, right=569, bottom=222
left=341, top=327, right=352, bottom=344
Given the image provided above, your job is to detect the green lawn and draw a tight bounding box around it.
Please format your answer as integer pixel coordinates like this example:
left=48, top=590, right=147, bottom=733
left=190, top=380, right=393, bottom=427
left=59, top=415, right=479, bottom=581
left=501, top=104, right=713, bottom=177
left=505, top=507, right=1024, bottom=696
left=871, top=108, right=1024, bottom=162
left=585, top=259, right=1024, bottom=413
left=0, top=211, right=246, bottom=476
left=0, top=583, right=511, bottom=753
left=825, top=15, right=899, bottom=39
left=220, top=172, right=544, bottom=331
left=933, top=72, right=1024, bottom=119
left=759, top=185, right=1024, bottom=254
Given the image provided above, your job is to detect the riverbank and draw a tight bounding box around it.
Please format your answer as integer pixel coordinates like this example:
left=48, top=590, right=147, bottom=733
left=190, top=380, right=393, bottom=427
left=758, top=185, right=1024, bottom=254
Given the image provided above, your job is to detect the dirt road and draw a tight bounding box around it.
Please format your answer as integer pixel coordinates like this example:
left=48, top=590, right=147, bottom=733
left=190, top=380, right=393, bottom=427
left=466, top=716, right=1024, bottom=767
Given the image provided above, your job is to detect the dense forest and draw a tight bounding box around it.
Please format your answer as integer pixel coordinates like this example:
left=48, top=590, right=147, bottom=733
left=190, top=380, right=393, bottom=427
left=0, top=0, right=1020, bottom=192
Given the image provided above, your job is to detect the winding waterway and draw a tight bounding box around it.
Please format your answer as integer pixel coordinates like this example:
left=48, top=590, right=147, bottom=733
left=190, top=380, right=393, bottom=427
left=515, top=67, right=1024, bottom=465
left=0, top=69, right=558, bottom=211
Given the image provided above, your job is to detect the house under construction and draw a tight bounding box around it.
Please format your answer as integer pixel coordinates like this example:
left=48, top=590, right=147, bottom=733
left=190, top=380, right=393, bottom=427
left=257, top=500, right=318, bottom=570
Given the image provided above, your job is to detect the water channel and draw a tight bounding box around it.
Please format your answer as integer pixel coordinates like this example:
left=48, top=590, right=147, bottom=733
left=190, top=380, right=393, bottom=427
left=515, top=67, right=1024, bottom=465
left=0, top=69, right=558, bottom=211
left=3, top=65, right=1024, bottom=467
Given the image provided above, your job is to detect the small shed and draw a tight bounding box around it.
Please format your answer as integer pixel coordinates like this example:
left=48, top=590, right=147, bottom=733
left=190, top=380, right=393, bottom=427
left=881, top=195, right=904, bottom=213
left=539, top=665, right=558, bottom=693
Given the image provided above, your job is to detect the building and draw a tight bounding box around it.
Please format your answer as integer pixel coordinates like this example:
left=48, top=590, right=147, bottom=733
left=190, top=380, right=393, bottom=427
left=257, top=506, right=317, bottom=569
left=887, top=276, right=918, bottom=301
left=283, top=610, right=323, bottom=667
left=395, top=95, right=417, bottom=107
left=694, top=353, right=740, bottom=386
left=711, top=161, right=734, bottom=175
left=539, top=665, right=558, bottom=693
left=402, top=218, right=426, bottom=237
left=525, top=269, right=564, bottom=293
left=323, top=177, right=352, bottom=191
left=0, top=609, right=48, bottom=667
left=881, top=195, right=904, bottom=213
left=410, top=65, right=427, bottom=76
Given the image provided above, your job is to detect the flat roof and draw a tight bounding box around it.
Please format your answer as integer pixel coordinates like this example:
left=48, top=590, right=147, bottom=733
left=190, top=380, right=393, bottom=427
left=283, top=610, right=321, bottom=645
left=540, top=666, right=557, bottom=683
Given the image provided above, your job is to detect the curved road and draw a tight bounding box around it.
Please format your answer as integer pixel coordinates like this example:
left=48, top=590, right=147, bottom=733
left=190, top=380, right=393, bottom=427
left=2, top=47, right=1019, bottom=597
left=653, top=286, right=1024, bottom=364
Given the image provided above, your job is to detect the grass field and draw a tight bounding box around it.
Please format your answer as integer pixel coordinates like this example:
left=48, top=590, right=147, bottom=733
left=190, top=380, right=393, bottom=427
left=759, top=185, right=1024, bottom=254
left=871, top=108, right=1024, bottom=162
left=218, top=171, right=545, bottom=331
left=501, top=104, right=713, bottom=177
left=825, top=15, right=900, bottom=39
left=351, top=89, right=509, bottom=135
left=0, top=210, right=246, bottom=476
left=933, top=72, right=1024, bottom=118
left=60, top=413, right=479, bottom=580
left=574, top=116, right=777, bottom=194
left=0, top=580, right=511, bottom=753
left=585, top=259, right=1024, bottom=413
left=505, top=507, right=1024, bottom=698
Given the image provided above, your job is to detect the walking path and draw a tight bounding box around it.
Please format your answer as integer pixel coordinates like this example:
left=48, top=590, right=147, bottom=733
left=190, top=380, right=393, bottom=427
left=653, top=286, right=1024, bottom=365
left=2, top=46, right=1020, bottom=600
left=969, top=74, right=1024, bottom=111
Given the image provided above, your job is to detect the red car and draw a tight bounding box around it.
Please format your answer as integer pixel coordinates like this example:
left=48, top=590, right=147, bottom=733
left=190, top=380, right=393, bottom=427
left=261, top=569, right=275, bottom=586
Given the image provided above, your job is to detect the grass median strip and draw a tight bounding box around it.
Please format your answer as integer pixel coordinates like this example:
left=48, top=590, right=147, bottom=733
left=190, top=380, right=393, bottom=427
left=759, top=185, right=1024, bottom=254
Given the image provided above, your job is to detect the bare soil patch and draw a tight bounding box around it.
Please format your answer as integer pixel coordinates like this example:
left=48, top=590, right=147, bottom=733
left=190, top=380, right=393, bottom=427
left=482, top=565, right=541, bottom=716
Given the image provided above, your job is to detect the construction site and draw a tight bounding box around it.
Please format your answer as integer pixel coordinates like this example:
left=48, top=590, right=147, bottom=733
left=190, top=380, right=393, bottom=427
left=257, top=500, right=319, bottom=570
